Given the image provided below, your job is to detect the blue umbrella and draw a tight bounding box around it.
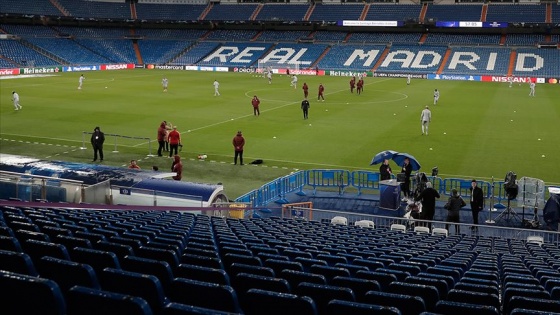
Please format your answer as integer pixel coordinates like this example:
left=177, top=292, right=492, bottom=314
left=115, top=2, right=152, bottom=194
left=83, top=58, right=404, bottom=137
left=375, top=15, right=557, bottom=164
left=392, top=152, right=421, bottom=171
left=370, top=150, right=399, bottom=165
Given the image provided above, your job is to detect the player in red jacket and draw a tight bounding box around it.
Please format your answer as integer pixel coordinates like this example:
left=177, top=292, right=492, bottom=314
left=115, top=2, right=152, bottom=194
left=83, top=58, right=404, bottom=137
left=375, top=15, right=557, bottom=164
left=171, top=155, right=182, bottom=180
left=357, top=78, right=364, bottom=95
left=167, top=127, right=181, bottom=157
left=350, top=77, right=356, bottom=93
left=318, top=84, right=325, bottom=101
left=251, top=95, right=260, bottom=116
left=232, top=131, right=245, bottom=165
left=302, top=83, right=309, bottom=98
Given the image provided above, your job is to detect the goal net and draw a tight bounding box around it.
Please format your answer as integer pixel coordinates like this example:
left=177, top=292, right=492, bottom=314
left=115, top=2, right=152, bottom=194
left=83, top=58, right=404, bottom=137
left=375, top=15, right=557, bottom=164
left=257, top=59, right=300, bottom=76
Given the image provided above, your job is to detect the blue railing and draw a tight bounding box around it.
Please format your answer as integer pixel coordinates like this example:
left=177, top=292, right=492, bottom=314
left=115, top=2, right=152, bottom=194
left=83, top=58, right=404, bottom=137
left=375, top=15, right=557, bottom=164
left=235, top=169, right=551, bottom=209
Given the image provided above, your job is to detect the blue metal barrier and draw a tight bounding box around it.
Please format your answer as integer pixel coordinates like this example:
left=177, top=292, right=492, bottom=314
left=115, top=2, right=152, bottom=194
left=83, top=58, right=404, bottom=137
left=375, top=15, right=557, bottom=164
left=306, top=169, right=350, bottom=195
left=351, top=171, right=380, bottom=195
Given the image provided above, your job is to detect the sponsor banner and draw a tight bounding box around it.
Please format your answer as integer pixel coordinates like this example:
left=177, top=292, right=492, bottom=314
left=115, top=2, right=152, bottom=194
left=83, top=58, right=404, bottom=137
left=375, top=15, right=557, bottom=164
left=328, top=70, right=370, bottom=77
left=278, top=68, right=324, bottom=76
left=152, top=65, right=184, bottom=70
left=232, top=67, right=257, bottom=73
left=198, top=66, right=228, bottom=72
left=428, top=74, right=481, bottom=81
left=339, top=20, right=401, bottom=27
left=20, top=66, right=62, bottom=74
left=481, top=76, right=544, bottom=84
left=63, top=65, right=99, bottom=72
left=101, top=64, right=134, bottom=70
left=0, top=68, right=20, bottom=76
left=184, top=66, right=198, bottom=71
left=135, top=64, right=144, bottom=69
left=374, top=73, right=426, bottom=79
left=546, top=78, right=560, bottom=84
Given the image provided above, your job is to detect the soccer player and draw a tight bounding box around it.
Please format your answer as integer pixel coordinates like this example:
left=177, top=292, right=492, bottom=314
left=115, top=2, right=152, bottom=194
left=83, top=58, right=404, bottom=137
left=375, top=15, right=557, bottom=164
left=433, top=89, right=440, bottom=105
left=529, top=81, right=535, bottom=96
left=356, top=78, right=363, bottom=95
left=318, top=84, right=325, bottom=101
left=290, top=75, right=298, bottom=89
left=78, top=74, right=85, bottom=90
left=302, top=82, right=309, bottom=98
left=508, top=75, right=513, bottom=88
left=11, top=91, right=22, bottom=111
left=421, top=105, right=431, bottom=136
left=267, top=71, right=272, bottom=84
left=162, top=77, right=168, bottom=92
left=301, top=98, right=310, bottom=119
left=350, top=76, right=355, bottom=93
left=213, top=79, right=220, bottom=96
left=251, top=95, right=260, bottom=116
left=407, top=74, right=411, bottom=85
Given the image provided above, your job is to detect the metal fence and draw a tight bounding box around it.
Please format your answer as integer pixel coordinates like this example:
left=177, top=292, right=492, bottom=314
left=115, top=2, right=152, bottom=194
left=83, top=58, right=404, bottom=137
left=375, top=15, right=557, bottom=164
left=80, top=131, right=155, bottom=157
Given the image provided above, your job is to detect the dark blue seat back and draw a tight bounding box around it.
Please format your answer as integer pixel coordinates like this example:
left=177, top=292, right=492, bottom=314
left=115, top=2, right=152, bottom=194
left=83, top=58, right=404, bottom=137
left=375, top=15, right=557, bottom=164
left=175, top=263, right=230, bottom=285
left=327, top=299, right=401, bottom=315
left=0, top=270, right=66, bottom=315
left=295, top=282, right=355, bottom=315
left=0, top=249, right=38, bottom=276
left=66, top=285, right=153, bottom=315
left=37, top=256, right=101, bottom=292
left=244, top=288, right=317, bottom=315
left=167, top=278, right=241, bottom=313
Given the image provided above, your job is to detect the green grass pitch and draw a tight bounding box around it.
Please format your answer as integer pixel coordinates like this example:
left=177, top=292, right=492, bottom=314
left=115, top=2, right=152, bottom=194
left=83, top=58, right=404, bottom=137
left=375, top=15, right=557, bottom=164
left=1, top=69, right=559, bottom=199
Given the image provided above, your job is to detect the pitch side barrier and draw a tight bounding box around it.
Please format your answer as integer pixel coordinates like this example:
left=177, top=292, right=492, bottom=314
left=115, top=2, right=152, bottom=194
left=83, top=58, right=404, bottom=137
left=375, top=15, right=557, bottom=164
left=235, top=169, right=551, bottom=209
left=80, top=131, right=155, bottom=157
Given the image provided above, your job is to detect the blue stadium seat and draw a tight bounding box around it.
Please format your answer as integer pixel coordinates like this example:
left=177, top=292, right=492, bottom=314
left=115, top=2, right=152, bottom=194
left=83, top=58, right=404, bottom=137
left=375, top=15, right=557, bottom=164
left=229, top=262, right=276, bottom=277
left=404, top=275, right=449, bottom=299
left=180, top=253, right=223, bottom=269
left=100, top=268, right=169, bottom=314
left=121, top=255, right=174, bottom=291
left=0, top=235, right=22, bottom=252
left=94, top=241, right=134, bottom=261
left=0, top=270, right=66, bottom=315
left=37, top=256, right=100, bottom=293
left=66, top=285, right=153, bottom=315
left=310, top=264, right=351, bottom=284
left=388, top=281, right=439, bottom=312
left=71, top=247, right=120, bottom=274
left=160, top=302, right=243, bottom=315
left=174, top=263, right=230, bottom=285
left=447, top=289, right=499, bottom=311
left=40, top=226, right=72, bottom=240
left=295, top=282, right=355, bottom=315
left=331, top=276, right=381, bottom=302
left=280, top=269, right=327, bottom=289
left=0, top=249, right=38, bottom=276
left=243, top=288, right=318, bottom=315
left=327, top=299, right=402, bottom=315
left=434, top=300, right=498, bottom=315
left=22, top=239, right=71, bottom=262
left=136, top=246, right=179, bottom=269
left=167, top=278, right=241, bottom=313
left=356, top=270, right=398, bottom=291
left=503, top=288, right=552, bottom=314
left=364, top=290, right=425, bottom=315
left=264, top=258, right=304, bottom=275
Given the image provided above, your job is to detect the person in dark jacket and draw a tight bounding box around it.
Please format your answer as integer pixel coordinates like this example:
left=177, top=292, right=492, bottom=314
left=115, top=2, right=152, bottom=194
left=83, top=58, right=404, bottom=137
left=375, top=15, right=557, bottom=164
left=470, top=179, right=484, bottom=227
left=232, top=131, right=245, bottom=165
left=301, top=98, right=310, bottom=119
left=400, top=158, right=413, bottom=199
left=91, top=126, right=105, bottom=162
left=379, top=159, right=392, bottom=180
left=157, top=121, right=167, bottom=157
left=444, top=188, right=466, bottom=234
left=171, top=155, right=182, bottom=181
left=415, top=181, right=440, bottom=224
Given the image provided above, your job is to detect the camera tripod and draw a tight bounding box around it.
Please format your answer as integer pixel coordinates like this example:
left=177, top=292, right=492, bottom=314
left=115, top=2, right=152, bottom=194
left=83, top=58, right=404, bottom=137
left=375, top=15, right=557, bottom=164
left=494, top=198, right=520, bottom=224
